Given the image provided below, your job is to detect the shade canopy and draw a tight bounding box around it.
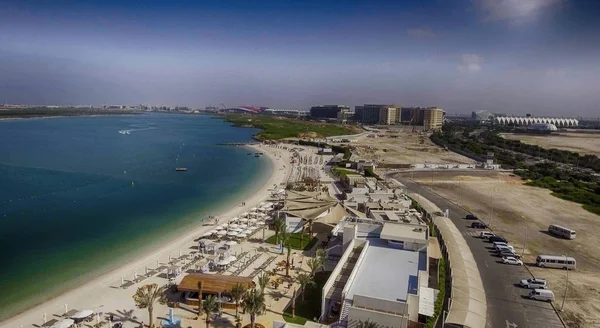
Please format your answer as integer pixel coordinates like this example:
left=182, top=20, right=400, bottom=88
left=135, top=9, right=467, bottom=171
left=248, top=218, right=258, bottom=223
left=243, top=229, right=254, bottom=235
left=229, top=223, right=239, bottom=228
left=51, top=319, right=75, bottom=328
left=214, top=226, right=224, bottom=231
left=238, top=218, right=248, bottom=223
left=230, top=217, right=239, bottom=222
left=227, top=231, right=239, bottom=237
left=215, top=258, right=232, bottom=266
left=225, top=240, right=238, bottom=246
left=201, top=232, right=212, bottom=237
left=216, top=230, right=227, bottom=236
left=226, top=255, right=237, bottom=262
left=71, top=310, right=93, bottom=319
left=237, top=233, right=249, bottom=238
left=231, top=228, right=242, bottom=232
left=250, top=207, right=258, bottom=212
left=239, top=224, right=248, bottom=229
left=178, top=273, right=254, bottom=294
left=209, top=230, right=219, bottom=234
left=241, top=212, right=249, bottom=217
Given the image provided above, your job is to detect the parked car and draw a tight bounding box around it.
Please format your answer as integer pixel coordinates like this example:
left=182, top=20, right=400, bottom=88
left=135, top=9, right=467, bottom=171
left=502, top=256, right=523, bottom=265
left=495, top=244, right=515, bottom=252
left=529, top=289, right=555, bottom=302
left=520, top=278, right=547, bottom=289
left=465, top=214, right=479, bottom=220
left=499, top=251, right=521, bottom=259
left=480, top=231, right=495, bottom=239
left=471, top=222, right=487, bottom=229
left=489, top=236, right=508, bottom=243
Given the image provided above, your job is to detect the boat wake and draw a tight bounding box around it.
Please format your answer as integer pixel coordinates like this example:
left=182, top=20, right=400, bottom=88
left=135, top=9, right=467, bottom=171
left=118, top=126, right=157, bottom=135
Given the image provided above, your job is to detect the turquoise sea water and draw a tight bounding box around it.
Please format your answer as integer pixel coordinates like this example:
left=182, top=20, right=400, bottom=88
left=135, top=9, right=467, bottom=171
left=0, top=114, right=270, bottom=321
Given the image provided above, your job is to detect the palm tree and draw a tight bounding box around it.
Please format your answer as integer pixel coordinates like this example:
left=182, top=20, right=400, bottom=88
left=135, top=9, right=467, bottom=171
left=201, top=295, right=218, bottom=328
left=242, top=288, right=266, bottom=328
left=132, top=283, right=166, bottom=328
left=307, top=218, right=314, bottom=236
left=280, top=229, right=292, bottom=276
left=356, top=319, right=379, bottom=328
left=273, top=217, right=286, bottom=243
left=306, top=258, right=323, bottom=278
left=316, top=248, right=327, bottom=273
left=230, top=283, right=248, bottom=318
left=257, top=271, right=270, bottom=295
left=296, top=273, right=316, bottom=302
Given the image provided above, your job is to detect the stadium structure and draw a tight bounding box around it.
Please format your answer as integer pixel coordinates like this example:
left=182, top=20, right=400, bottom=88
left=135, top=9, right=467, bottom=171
left=494, top=116, right=578, bottom=128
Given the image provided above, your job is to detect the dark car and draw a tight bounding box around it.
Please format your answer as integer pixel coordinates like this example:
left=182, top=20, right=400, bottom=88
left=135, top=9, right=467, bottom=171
left=471, top=222, right=487, bottom=229
left=465, top=214, right=478, bottom=220
left=489, top=236, right=508, bottom=243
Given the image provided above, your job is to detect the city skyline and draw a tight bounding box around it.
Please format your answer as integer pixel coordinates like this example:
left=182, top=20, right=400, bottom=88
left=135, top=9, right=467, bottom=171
left=1, top=0, right=599, bottom=116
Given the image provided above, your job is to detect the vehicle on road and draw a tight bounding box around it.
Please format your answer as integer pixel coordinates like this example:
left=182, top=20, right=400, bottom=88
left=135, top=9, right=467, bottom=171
left=465, top=214, right=478, bottom=220
left=471, top=222, right=487, bottom=229
left=529, top=289, right=555, bottom=302
left=479, top=231, right=494, bottom=239
left=499, top=251, right=521, bottom=259
left=489, top=236, right=508, bottom=243
left=502, top=256, right=523, bottom=265
left=495, top=244, right=515, bottom=252
left=536, top=255, right=576, bottom=270
left=548, top=224, right=576, bottom=240
left=520, top=278, right=547, bottom=289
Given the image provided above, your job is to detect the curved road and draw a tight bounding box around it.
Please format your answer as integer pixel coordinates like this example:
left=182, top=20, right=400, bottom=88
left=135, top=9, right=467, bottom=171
left=390, top=172, right=564, bottom=328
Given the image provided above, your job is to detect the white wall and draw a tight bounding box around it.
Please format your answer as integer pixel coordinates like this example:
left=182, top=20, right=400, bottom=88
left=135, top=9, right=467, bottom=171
left=348, top=306, right=407, bottom=328
left=321, top=238, right=357, bottom=320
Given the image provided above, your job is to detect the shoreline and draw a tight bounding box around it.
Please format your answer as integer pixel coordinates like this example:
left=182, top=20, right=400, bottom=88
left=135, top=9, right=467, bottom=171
left=0, top=143, right=291, bottom=327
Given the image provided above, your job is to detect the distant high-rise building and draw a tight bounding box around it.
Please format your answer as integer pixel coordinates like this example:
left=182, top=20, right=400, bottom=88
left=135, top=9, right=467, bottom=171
left=401, top=107, right=425, bottom=125
left=310, top=105, right=350, bottom=119
left=354, top=104, right=401, bottom=125
left=423, top=107, right=445, bottom=130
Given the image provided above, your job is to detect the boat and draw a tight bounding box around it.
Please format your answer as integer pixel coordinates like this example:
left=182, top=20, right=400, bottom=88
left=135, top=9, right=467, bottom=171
left=254, top=154, right=260, bottom=157
left=175, top=168, right=188, bottom=171
left=247, top=153, right=252, bottom=155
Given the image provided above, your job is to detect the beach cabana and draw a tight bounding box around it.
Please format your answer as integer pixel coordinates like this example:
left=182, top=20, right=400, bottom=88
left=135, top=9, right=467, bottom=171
left=178, top=273, right=254, bottom=307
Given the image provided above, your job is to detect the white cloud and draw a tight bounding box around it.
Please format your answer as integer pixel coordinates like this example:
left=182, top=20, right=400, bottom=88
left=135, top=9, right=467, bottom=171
left=406, top=27, right=438, bottom=39
left=473, top=0, right=564, bottom=23
left=457, top=54, right=484, bottom=74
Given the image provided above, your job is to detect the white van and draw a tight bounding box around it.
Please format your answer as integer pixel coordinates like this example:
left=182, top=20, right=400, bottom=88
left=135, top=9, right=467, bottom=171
left=529, top=289, right=555, bottom=302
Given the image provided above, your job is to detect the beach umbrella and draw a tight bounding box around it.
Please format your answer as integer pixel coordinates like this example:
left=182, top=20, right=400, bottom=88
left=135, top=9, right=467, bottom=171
left=238, top=218, right=248, bottom=223
left=217, top=230, right=227, bottom=236
left=250, top=207, right=258, bottom=212
left=227, top=231, right=239, bottom=237
left=231, top=228, right=242, bottom=232
left=248, top=218, right=258, bottom=224
left=226, top=255, right=237, bottom=262
left=239, top=224, right=248, bottom=229
left=215, top=257, right=231, bottom=266
left=243, top=229, right=254, bottom=235
left=258, top=208, right=266, bottom=212
left=237, top=233, right=249, bottom=238
left=215, top=226, right=224, bottom=231
left=225, top=240, right=238, bottom=246
left=241, top=212, right=249, bottom=217
left=229, top=223, right=239, bottom=229
left=231, top=217, right=239, bottom=222
left=259, top=202, right=266, bottom=207
left=219, top=223, right=229, bottom=228
left=71, top=310, right=93, bottom=319
left=51, top=319, right=74, bottom=328
left=209, top=230, right=219, bottom=234
left=201, top=232, right=212, bottom=237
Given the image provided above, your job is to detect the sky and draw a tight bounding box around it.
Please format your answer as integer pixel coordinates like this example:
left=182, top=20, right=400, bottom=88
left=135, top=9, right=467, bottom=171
left=1, top=0, right=599, bottom=116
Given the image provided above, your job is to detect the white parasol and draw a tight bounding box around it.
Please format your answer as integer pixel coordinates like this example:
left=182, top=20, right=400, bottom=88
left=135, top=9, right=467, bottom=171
left=230, top=217, right=239, bottom=222
left=217, top=230, right=227, bottom=236
left=241, top=212, right=249, bottom=217
left=227, top=231, right=239, bottom=237
left=225, top=240, right=238, bottom=246
left=215, top=226, right=224, bottom=231
left=231, top=228, right=242, bottom=232
left=229, top=223, right=239, bottom=229
left=238, top=218, right=248, bottom=223
left=201, top=232, right=212, bottom=237
left=71, top=310, right=93, bottom=319
left=226, top=255, right=237, bottom=262
left=209, top=230, right=219, bottom=234
left=243, top=229, right=254, bottom=235
left=248, top=218, right=258, bottom=224
left=237, top=233, right=249, bottom=238
left=239, top=224, right=248, bottom=229
left=250, top=207, right=258, bottom=212
left=51, top=319, right=75, bottom=328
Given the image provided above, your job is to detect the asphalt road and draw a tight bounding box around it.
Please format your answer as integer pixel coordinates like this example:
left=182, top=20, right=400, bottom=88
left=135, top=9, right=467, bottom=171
left=390, top=173, right=564, bottom=328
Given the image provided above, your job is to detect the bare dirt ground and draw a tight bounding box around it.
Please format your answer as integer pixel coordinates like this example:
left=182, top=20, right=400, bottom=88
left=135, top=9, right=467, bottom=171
left=350, top=126, right=475, bottom=164
left=500, top=132, right=600, bottom=156
left=411, top=171, right=600, bottom=327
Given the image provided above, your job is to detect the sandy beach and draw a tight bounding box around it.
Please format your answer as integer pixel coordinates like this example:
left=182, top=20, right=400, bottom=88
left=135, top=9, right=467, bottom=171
left=0, top=143, right=292, bottom=328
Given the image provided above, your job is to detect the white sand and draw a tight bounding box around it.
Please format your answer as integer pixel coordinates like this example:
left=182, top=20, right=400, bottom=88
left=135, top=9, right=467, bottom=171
left=0, top=144, right=292, bottom=328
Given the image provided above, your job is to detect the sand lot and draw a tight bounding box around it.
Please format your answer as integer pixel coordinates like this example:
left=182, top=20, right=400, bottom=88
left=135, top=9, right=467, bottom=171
left=411, top=171, right=600, bottom=327
left=500, top=132, right=600, bottom=156
left=350, top=126, right=475, bottom=164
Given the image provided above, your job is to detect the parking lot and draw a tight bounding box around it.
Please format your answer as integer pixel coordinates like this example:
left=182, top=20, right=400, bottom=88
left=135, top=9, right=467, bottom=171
left=392, top=174, right=564, bottom=328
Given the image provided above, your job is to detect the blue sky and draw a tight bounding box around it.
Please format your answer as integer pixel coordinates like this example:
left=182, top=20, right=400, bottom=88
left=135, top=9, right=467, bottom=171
left=1, top=0, right=599, bottom=115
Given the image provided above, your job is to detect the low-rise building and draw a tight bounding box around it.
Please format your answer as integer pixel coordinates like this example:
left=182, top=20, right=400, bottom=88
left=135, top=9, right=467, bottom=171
left=322, top=220, right=432, bottom=328
left=310, top=105, right=350, bottom=119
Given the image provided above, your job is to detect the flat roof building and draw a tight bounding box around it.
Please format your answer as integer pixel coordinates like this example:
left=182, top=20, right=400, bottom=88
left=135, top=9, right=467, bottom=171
left=423, top=107, right=445, bottom=131
left=310, top=105, right=350, bottom=119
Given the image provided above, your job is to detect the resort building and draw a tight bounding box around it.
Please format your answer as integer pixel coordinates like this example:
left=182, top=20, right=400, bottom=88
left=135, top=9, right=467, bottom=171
left=322, top=220, right=434, bottom=328
left=354, top=104, right=402, bottom=125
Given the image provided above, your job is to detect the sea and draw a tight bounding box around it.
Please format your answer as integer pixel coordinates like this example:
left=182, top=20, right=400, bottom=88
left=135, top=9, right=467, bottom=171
left=0, top=113, right=271, bottom=321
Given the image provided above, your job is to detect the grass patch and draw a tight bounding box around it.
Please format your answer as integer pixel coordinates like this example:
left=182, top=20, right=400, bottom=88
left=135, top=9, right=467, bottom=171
left=221, top=114, right=359, bottom=140
left=283, top=271, right=332, bottom=324
left=331, top=166, right=357, bottom=180
left=265, top=233, right=318, bottom=251
left=425, top=256, right=446, bottom=328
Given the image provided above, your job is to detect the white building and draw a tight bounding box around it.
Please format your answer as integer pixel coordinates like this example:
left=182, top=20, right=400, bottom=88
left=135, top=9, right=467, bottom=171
left=494, top=116, right=578, bottom=127
left=322, top=221, right=434, bottom=328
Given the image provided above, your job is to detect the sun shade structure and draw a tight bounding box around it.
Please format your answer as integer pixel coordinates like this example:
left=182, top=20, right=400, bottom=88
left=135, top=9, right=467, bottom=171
left=432, top=215, right=487, bottom=328
left=178, top=273, right=254, bottom=294
left=51, top=319, right=75, bottom=328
